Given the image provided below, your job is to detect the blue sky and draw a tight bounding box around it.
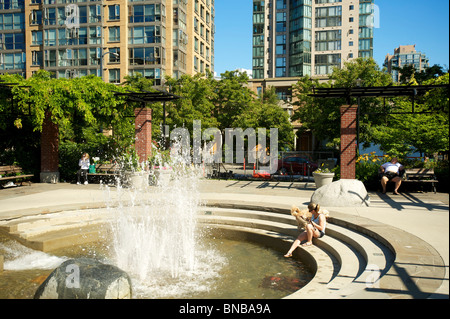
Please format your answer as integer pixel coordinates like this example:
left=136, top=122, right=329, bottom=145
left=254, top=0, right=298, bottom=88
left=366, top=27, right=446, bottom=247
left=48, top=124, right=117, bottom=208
left=213, top=0, right=450, bottom=76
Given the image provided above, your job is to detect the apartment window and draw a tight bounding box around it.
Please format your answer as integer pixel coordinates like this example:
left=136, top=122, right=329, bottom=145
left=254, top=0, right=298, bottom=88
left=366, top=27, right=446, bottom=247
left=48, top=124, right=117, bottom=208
left=1, top=12, right=25, bottom=30
left=109, top=48, right=120, bottom=63
left=253, top=46, right=264, bottom=57
left=194, top=17, right=199, bottom=32
left=276, top=12, right=286, bottom=32
left=89, top=5, right=102, bottom=23
left=108, top=5, right=120, bottom=21
left=78, top=6, right=87, bottom=24
left=253, top=24, right=264, bottom=34
left=78, top=28, right=88, bottom=45
left=1, top=52, right=25, bottom=70
left=359, top=39, right=372, bottom=50
left=57, top=7, right=65, bottom=26
left=44, top=7, right=57, bottom=25
left=200, top=42, right=204, bottom=56
left=44, top=29, right=56, bottom=46
left=253, top=57, right=264, bottom=68
left=129, top=68, right=161, bottom=83
left=276, top=34, right=286, bottom=55
left=349, top=41, right=353, bottom=46
left=31, top=31, right=43, bottom=45
left=0, top=0, right=25, bottom=9
left=315, top=0, right=341, bottom=3
left=276, top=57, right=286, bottom=77
left=276, top=0, right=287, bottom=10
left=109, top=69, right=120, bottom=84
left=89, top=26, right=102, bottom=45
left=253, top=12, right=264, bottom=23
left=349, top=17, right=354, bottom=22
left=129, top=47, right=161, bottom=65
left=315, top=6, right=342, bottom=27
left=173, top=50, right=186, bottom=69
left=58, top=48, right=87, bottom=66
left=315, top=30, right=341, bottom=51
left=89, top=48, right=99, bottom=66
left=253, top=69, right=264, bottom=79
left=315, top=53, right=341, bottom=75
left=44, top=49, right=56, bottom=67
left=254, top=1, right=264, bottom=12
left=3, top=32, right=25, bottom=50
left=194, top=37, right=199, bottom=52
left=129, top=26, right=161, bottom=44
left=32, top=50, right=42, bottom=66
left=130, top=4, right=162, bottom=23
left=109, top=26, right=120, bottom=42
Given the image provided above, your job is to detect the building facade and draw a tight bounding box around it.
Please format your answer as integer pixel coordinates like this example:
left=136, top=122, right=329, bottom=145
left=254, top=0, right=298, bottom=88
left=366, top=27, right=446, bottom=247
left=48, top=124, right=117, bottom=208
left=383, top=45, right=429, bottom=83
left=252, top=0, right=374, bottom=80
left=250, top=0, right=374, bottom=152
left=0, top=0, right=215, bottom=84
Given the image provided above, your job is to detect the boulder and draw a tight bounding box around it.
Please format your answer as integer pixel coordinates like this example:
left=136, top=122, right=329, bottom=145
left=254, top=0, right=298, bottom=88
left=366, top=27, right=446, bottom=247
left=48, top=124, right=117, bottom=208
left=311, top=179, right=370, bottom=207
left=34, top=258, right=132, bottom=299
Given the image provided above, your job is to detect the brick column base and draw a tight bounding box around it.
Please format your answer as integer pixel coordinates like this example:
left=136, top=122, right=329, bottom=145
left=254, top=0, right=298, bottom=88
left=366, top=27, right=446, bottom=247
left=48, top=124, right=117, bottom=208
left=340, top=105, right=357, bottom=179
left=40, top=111, right=60, bottom=183
left=134, top=108, right=152, bottom=163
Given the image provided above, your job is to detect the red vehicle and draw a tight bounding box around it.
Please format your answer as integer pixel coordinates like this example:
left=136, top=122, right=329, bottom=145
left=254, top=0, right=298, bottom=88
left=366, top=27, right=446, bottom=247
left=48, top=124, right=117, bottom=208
left=277, top=156, right=318, bottom=175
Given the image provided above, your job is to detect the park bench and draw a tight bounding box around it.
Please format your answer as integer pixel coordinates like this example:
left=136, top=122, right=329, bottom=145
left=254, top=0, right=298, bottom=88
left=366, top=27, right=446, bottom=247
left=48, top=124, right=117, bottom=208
left=402, top=168, right=439, bottom=193
left=0, top=165, right=34, bottom=188
left=86, top=163, right=121, bottom=184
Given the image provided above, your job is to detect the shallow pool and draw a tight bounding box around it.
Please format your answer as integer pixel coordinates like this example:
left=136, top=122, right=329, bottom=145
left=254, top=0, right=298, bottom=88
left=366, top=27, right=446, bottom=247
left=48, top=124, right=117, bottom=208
left=0, top=233, right=312, bottom=299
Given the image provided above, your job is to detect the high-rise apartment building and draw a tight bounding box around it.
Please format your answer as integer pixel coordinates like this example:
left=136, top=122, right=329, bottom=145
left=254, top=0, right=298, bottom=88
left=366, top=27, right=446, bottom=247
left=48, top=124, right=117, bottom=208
left=0, top=0, right=215, bottom=85
left=383, top=45, right=429, bottom=82
left=252, top=0, right=374, bottom=79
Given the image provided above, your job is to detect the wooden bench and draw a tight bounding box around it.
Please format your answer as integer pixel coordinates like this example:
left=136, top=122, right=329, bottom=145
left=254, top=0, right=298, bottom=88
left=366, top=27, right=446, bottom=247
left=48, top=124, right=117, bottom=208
left=86, top=163, right=121, bottom=184
left=402, top=168, right=439, bottom=193
left=0, top=165, right=34, bottom=188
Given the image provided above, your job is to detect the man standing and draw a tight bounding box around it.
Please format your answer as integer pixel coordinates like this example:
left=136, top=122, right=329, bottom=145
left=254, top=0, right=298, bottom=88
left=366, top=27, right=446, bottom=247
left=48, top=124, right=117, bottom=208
left=380, top=157, right=404, bottom=195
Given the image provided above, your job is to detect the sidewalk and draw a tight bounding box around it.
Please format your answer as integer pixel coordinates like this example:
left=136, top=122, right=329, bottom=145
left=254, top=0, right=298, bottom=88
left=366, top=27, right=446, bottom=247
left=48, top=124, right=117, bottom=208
left=0, top=180, right=448, bottom=298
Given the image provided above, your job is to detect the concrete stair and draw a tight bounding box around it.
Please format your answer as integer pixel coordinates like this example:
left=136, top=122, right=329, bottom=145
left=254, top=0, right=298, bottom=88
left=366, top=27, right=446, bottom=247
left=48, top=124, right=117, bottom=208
left=197, top=206, right=395, bottom=299
left=0, top=201, right=444, bottom=299
left=0, top=208, right=113, bottom=251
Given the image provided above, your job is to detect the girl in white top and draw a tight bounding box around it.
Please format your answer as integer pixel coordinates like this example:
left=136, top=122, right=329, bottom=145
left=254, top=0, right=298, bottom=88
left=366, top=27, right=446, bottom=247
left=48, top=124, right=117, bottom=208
left=77, top=153, right=90, bottom=185
left=284, top=202, right=327, bottom=257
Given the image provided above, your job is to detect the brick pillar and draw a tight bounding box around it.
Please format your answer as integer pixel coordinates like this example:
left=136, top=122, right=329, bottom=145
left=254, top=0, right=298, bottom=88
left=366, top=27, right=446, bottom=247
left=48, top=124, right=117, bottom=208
left=134, top=107, right=152, bottom=163
left=340, top=105, right=357, bottom=179
left=40, top=111, right=60, bottom=183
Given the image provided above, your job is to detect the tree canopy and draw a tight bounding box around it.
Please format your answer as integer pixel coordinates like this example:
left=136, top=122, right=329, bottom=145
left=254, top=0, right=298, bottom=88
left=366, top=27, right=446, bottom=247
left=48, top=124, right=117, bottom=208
left=1, top=70, right=295, bottom=179
left=292, top=58, right=449, bottom=157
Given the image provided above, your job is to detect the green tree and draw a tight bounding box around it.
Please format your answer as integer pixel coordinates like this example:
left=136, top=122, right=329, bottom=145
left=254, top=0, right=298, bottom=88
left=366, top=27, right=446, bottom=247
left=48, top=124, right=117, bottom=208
left=292, top=58, right=448, bottom=157
left=393, top=63, right=447, bottom=84
left=370, top=73, right=449, bottom=156
left=164, top=72, right=219, bottom=134
left=1, top=71, right=135, bottom=180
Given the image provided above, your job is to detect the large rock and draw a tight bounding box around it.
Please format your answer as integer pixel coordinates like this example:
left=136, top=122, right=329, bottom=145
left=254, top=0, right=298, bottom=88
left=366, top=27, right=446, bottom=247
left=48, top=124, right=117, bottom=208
left=311, top=179, right=370, bottom=207
left=34, top=258, right=132, bottom=299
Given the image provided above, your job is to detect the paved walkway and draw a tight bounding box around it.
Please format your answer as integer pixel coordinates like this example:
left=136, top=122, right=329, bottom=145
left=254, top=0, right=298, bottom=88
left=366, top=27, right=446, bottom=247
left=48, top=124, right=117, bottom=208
left=0, top=180, right=448, bottom=298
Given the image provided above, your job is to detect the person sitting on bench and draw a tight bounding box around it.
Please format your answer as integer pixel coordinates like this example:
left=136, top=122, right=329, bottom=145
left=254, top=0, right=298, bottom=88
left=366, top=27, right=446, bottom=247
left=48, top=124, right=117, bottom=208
left=380, top=157, right=404, bottom=195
